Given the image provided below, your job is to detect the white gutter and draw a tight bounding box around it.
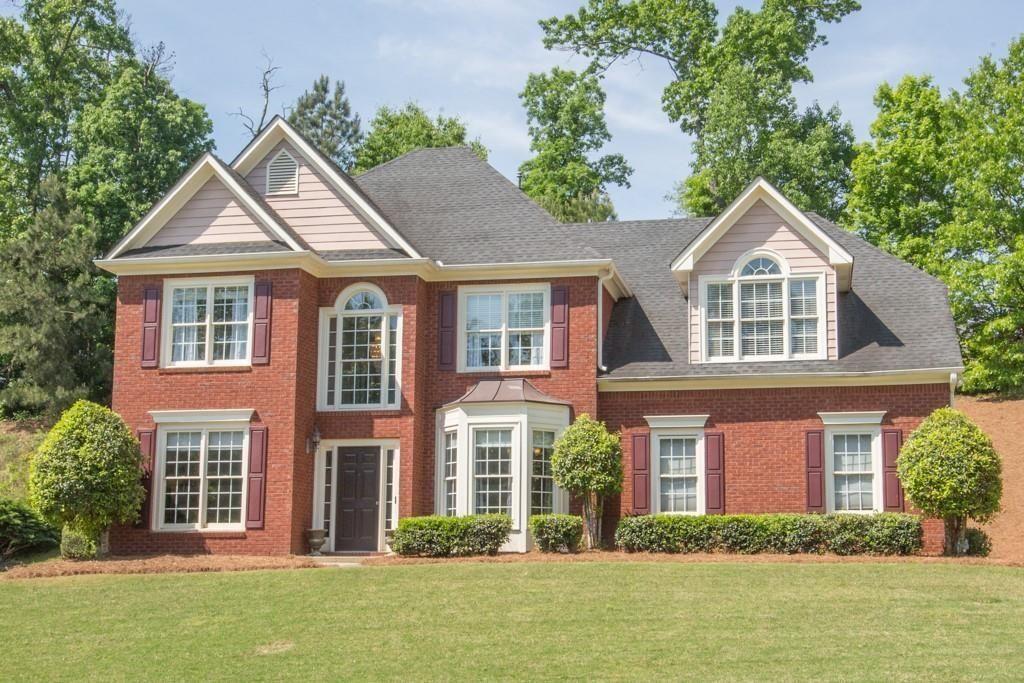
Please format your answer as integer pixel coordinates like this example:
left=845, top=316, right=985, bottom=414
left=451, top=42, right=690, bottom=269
left=597, top=269, right=614, bottom=372
left=597, top=366, right=966, bottom=392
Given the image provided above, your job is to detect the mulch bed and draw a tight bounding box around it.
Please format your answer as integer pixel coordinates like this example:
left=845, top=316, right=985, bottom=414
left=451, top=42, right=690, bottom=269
left=2, top=554, right=318, bottom=580
left=363, top=550, right=1023, bottom=567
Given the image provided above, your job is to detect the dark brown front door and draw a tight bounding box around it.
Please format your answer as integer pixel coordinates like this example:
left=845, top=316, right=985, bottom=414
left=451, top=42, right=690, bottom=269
left=334, top=447, right=380, bottom=552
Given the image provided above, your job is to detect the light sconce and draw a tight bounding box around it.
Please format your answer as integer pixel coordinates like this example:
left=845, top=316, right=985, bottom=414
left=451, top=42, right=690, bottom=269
left=306, top=424, right=321, bottom=455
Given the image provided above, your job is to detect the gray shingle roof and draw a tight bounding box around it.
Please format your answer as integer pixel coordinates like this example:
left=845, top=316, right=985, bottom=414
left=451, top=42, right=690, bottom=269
left=577, top=214, right=963, bottom=378
left=353, top=147, right=603, bottom=264
left=118, top=241, right=292, bottom=258
left=318, top=248, right=410, bottom=261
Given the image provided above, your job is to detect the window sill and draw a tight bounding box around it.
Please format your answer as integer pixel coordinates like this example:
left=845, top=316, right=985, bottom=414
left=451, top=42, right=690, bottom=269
left=317, top=406, right=402, bottom=414
left=150, top=529, right=248, bottom=537
left=456, top=369, right=552, bottom=377
left=159, top=365, right=253, bottom=375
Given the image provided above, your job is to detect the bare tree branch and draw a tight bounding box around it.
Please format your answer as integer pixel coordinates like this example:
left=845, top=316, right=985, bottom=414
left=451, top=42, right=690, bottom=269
left=230, top=51, right=282, bottom=139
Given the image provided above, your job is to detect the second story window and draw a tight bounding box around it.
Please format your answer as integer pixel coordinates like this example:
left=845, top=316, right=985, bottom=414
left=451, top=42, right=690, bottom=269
left=702, top=253, right=824, bottom=362
left=163, top=277, right=253, bottom=367
left=458, top=284, right=550, bottom=372
left=318, top=284, right=401, bottom=411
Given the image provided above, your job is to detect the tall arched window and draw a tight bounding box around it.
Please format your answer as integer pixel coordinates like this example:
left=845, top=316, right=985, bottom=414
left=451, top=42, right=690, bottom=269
left=702, top=252, right=824, bottom=361
left=319, top=284, right=401, bottom=409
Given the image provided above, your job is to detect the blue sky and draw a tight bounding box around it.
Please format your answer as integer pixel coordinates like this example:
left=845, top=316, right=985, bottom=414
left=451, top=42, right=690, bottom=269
left=19, top=1, right=1024, bottom=219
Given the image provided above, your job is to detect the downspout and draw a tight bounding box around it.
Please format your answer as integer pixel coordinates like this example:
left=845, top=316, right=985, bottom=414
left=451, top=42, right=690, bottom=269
left=949, top=371, right=959, bottom=408
left=597, top=269, right=614, bottom=373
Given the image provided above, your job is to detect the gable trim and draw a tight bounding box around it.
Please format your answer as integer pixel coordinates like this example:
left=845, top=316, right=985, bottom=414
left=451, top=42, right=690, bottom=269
left=107, top=154, right=306, bottom=259
left=670, top=177, right=853, bottom=290
left=231, top=117, right=423, bottom=259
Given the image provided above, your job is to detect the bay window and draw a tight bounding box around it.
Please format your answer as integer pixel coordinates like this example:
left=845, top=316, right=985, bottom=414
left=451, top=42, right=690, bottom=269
left=164, top=277, right=254, bottom=366
left=473, top=429, right=513, bottom=515
left=459, top=284, right=550, bottom=371
left=702, top=253, right=825, bottom=361
left=530, top=430, right=555, bottom=515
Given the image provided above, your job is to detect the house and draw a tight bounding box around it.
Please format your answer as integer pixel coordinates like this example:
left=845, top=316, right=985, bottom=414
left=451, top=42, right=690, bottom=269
left=96, top=116, right=963, bottom=555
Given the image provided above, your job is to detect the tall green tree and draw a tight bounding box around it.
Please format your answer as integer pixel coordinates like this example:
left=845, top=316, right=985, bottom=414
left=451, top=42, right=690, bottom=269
left=68, top=54, right=214, bottom=252
left=352, top=102, right=486, bottom=174
left=0, top=179, right=111, bottom=416
left=0, top=0, right=133, bottom=236
left=287, top=75, right=362, bottom=170
left=518, top=68, right=632, bottom=222
left=540, top=0, right=859, bottom=218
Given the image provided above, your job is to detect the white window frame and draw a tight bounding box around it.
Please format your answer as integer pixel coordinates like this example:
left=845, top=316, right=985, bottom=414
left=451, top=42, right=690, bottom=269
left=161, top=275, right=255, bottom=368
left=646, top=415, right=709, bottom=516
left=456, top=283, right=551, bottom=373
left=311, top=439, right=400, bottom=552
left=529, top=428, right=558, bottom=517
left=152, top=420, right=250, bottom=532
left=819, top=411, right=885, bottom=514
left=316, top=283, right=403, bottom=411
left=442, top=430, right=458, bottom=517
left=698, top=250, right=827, bottom=363
left=266, top=148, right=299, bottom=196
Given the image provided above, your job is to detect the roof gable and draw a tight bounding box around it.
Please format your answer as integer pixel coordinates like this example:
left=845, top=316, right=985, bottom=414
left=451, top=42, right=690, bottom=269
left=107, top=154, right=306, bottom=258
left=671, top=178, right=854, bottom=290
left=232, top=116, right=421, bottom=258
left=145, top=176, right=275, bottom=248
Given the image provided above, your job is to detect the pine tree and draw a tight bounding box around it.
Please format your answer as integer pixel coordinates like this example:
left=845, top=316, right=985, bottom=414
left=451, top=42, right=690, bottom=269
left=287, top=75, right=363, bottom=170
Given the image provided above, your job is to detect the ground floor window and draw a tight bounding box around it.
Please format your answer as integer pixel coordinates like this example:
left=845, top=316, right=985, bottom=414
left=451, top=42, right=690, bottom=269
left=658, top=436, right=698, bottom=513
left=473, top=429, right=513, bottom=515
left=443, top=431, right=458, bottom=516
left=531, top=430, right=555, bottom=515
left=385, top=448, right=397, bottom=530
left=160, top=428, right=246, bottom=530
left=831, top=433, right=875, bottom=511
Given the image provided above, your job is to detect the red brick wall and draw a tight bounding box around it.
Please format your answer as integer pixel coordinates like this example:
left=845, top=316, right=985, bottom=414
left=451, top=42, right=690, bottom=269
left=597, top=383, right=950, bottom=553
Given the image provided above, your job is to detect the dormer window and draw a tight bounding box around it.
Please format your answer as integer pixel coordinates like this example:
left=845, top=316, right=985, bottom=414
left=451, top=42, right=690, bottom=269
left=701, top=252, right=826, bottom=362
left=266, top=149, right=299, bottom=195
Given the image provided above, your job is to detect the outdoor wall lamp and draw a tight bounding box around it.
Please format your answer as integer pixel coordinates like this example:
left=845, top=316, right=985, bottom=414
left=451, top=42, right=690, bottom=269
left=306, top=424, right=321, bottom=455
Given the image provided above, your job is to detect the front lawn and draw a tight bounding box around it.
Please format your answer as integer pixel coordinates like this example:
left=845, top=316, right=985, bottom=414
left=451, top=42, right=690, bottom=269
left=3, top=562, right=1023, bottom=681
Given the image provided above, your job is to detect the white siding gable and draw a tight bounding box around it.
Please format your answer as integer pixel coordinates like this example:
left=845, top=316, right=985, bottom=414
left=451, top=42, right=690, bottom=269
left=145, top=176, right=274, bottom=247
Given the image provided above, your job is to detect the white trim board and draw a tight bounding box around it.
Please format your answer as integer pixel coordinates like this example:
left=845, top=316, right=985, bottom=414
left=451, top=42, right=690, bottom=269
left=150, top=409, right=255, bottom=424
left=598, top=367, right=963, bottom=392
left=817, top=411, right=887, bottom=425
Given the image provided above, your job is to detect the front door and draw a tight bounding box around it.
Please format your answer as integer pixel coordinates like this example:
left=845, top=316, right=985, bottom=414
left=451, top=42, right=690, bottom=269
left=334, top=447, right=381, bottom=551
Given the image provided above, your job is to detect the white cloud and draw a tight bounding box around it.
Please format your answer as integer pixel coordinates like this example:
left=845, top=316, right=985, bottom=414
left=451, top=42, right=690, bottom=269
left=462, top=110, right=530, bottom=152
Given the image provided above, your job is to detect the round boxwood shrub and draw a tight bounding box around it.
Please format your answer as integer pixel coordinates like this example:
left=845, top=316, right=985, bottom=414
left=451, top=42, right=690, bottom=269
left=897, top=407, right=1002, bottom=555
left=529, top=514, right=584, bottom=553
left=0, top=497, right=58, bottom=561
left=29, top=400, right=145, bottom=553
left=59, top=524, right=98, bottom=560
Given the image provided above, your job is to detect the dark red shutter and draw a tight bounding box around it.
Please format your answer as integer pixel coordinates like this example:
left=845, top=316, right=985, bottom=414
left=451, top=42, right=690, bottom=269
left=705, top=432, right=725, bottom=514
left=631, top=432, right=650, bottom=514
left=438, top=290, right=456, bottom=370
left=136, top=429, right=156, bottom=529
left=246, top=426, right=268, bottom=529
left=141, top=286, right=161, bottom=368
left=806, top=430, right=826, bottom=512
left=252, top=282, right=272, bottom=365
left=550, top=285, right=569, bottom=368
left=882, top=429, right=905, bottom=512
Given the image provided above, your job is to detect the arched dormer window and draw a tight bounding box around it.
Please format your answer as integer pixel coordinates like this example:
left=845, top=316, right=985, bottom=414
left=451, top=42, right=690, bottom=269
left=266, top=149, right=299, bottom=195
left=318, top=284, right=401, bottom=410
left=702, top=251, right=825, bottom=362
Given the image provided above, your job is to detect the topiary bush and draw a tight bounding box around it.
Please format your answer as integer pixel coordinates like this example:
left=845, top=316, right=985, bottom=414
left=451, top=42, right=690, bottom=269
left=615, top=513, right=922, bottom=556
left=29, top=401, right=145, bottom=552
left=551, top=414, right=622, bottom=550
left=390, top=515, right=512, bottom=557
left=898, top=407, right=1002, bottom=555
left=529, top=514, right=584, bottom=553
left=59, top=524, right=98, bottom=560
left=0, top=497, right=58, bottom=561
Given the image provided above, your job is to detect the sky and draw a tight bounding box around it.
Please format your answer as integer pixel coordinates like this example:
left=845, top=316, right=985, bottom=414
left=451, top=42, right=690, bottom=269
left=12, top=0, right=1024, bottom=219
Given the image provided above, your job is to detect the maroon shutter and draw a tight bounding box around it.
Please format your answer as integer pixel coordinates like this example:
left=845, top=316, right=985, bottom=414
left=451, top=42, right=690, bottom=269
left=252, top=282, right=272, bottom=365
left=438, top=290, right=456, bottom=370
left=806, top=430, right=826, bottom=513
left=550, top=285, right=569, bottom=368
left=882, top=429, right=905, bottom=512
left=705, top=432, right=725, bottom=514
left=141, top=286, right=161, bottom=368
left=246, top=426, right=268, bottom=529
left=631, top=432, right=650, bottom=514
left=136, top=429, right=156, bottom=529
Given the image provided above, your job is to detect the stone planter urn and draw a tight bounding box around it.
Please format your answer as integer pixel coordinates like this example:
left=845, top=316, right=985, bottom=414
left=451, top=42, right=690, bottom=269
left=306, top=528, right=327, bottom=556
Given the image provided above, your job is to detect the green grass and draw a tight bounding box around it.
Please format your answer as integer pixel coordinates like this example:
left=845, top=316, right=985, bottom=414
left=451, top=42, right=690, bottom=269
left=0, top=421, right=45, bottom=502
left=2, top=562, right=1023, bottom=681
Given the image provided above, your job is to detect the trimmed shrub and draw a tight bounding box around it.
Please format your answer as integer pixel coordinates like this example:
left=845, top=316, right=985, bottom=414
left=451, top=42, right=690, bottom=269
left=0, top=497, right=58, bottom=561
left=551, top=415, right=622, bottom=549
left=390, top=515, right=512, bottom=557
left=615, top=513, right=922, bottom=556
left=529, top=514, right=584, bottom=553
left=60, top=524, right=97, bottom=560
left=965, top=528, right=992, bottom=557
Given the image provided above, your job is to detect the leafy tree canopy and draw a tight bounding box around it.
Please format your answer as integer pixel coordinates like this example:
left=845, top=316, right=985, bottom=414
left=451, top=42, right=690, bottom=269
left=287, top=74, right=362, bottom=171
left=518, top=68, right=631, bottom=222
left=352, top=102, right=487, bottom=174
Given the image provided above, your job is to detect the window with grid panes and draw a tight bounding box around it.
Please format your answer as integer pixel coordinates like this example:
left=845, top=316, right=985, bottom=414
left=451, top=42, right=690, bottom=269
left=473, top=429, right=512, bottom=515
left=322, top=288, right=400, bottom=409
left=160, top=429, right=245, bottom=529
left=659, top=437, right=698, bottom=513
left=531, top=430, right=555, bottom=515
left=462, top=287, right=548, bottom=370
left=168, top=281, right=251, bottom=365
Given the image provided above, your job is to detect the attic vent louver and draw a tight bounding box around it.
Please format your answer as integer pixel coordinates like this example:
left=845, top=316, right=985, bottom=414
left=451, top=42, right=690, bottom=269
left=266, top=149, right=298, bottom=195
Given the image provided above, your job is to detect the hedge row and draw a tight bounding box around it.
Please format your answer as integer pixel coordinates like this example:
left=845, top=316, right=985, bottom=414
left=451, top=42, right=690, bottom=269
left=390, top=514, right=511, bottom=557
left=615, top=513, right=923, bottom=555
left=528, top=514, right=584, bottom=553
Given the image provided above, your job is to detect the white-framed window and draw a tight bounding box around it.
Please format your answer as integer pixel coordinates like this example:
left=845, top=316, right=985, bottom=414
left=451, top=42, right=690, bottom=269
left=700, top=251, right=826, bottom=362
left=443, top=431, right=458, bottom=516
left=473, top=428, right=513, bottom=515
left=322, top=449, right=333, bottom=538
left=156, top=426, right=248, bottom=531
left=530, top=430, right=555, bottom=516
left=646, top=415, right=709, bottom=515
left=266, top=148, right=299, bottom=195
left=162, top=276, right=254, bottom=367
left=385, top=448, right=397, bottom=531
left=318, top=283, right=402, bottom=411
left=819, top=411, right=885, bottom=514
left=457, top=284, right=550, bottom=372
